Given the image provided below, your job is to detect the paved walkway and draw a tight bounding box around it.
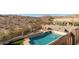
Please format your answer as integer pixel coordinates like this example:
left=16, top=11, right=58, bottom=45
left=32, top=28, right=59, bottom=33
left=23, top=38, right=31, bottom=45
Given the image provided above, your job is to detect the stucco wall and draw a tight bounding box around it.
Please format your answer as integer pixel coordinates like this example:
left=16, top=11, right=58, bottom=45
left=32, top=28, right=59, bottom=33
left=53, top=18, right=79, bottom=22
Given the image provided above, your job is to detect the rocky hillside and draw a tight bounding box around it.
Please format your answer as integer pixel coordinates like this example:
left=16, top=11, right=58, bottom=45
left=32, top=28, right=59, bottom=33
left=0, top=15, right=41, bottom=42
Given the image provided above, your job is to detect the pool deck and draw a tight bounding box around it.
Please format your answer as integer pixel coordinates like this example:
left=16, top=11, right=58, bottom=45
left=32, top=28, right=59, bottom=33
left=44, top=25, right=79, bottom=32
left=23, top=38, right=31, bottom=45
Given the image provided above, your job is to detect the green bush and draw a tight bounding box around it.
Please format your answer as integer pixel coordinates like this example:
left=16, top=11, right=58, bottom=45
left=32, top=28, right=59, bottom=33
left=61, top=43, right=65, bottom=45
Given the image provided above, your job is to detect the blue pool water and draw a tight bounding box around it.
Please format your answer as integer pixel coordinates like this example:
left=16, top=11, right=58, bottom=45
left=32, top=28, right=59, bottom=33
left=30, top=31, right=62, bottom=45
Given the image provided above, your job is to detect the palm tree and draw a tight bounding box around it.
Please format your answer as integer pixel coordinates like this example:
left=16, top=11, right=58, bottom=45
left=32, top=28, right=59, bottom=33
left=48, top=17, right=54, bottom=24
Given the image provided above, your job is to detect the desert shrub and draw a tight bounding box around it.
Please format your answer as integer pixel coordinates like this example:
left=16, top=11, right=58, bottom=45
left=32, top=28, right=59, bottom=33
left=74, top=22, right=79, bottom=26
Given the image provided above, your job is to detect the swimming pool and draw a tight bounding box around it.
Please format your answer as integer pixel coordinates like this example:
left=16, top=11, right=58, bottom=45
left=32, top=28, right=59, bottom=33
left=29, top=31, right=62, bottom=45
